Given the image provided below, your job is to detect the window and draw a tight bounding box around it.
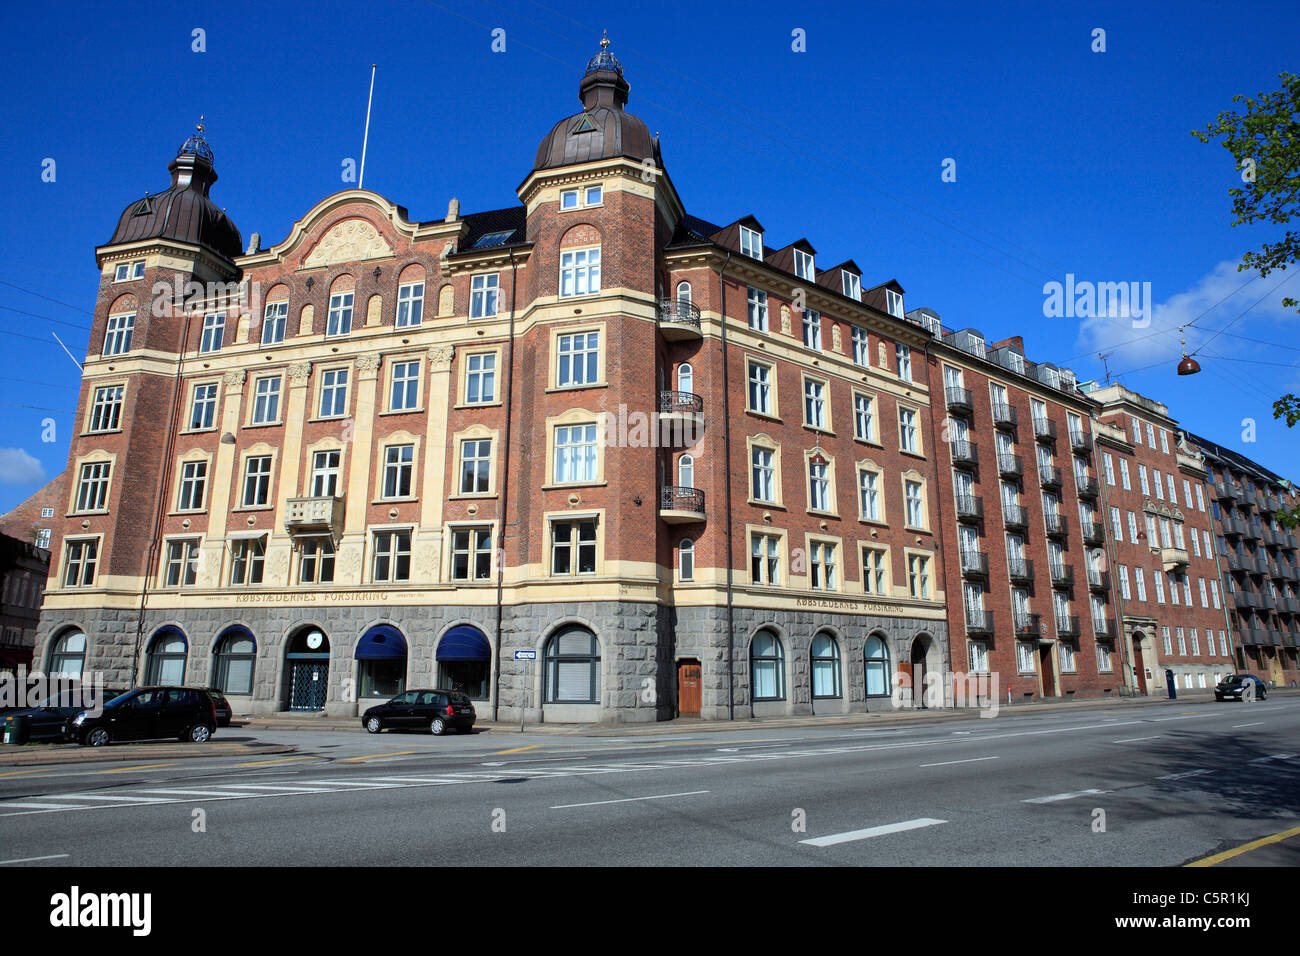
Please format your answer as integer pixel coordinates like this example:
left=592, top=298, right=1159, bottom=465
left=803, top=378, right=827, bottom=429
left=299, top=540, right=334, bottom=584
left=114, top=260, right=145, bottom=281
left=1096, top=644, right=1113, bottom=673
left=1195, top=484, right=1205, bottom=511
left=862, top=547, right=886, bottom=594
left=750, top=630, right=784, bottom=699
left=75, top=461, right=111, bottom=512
left=885, top=288, right=903, bottom=316
left=41, top=507, right=54, bottom=518
left=36, top=528, right=51, bottom=549
left=895, top=344, right=912, bottom=381
left=390, top=360, right=421, bottom=411
left=1119, top=458, right=1130, bottom=490
left=750, top=533, right=780, bottom=585
left=229, top=537, right=266, bottom=586
left=898, top=407, right=918, bottom=453
left=678, top=538, right=695, bottom=582
left=802, top=309, right=822, bottom=350
left=739, top=225, right=763, bottom=259
left=1130, top=415, right=1142, bottom=443
left=144, top=631, right=187, bottom=684
left=1210, top=579, right=1221, bottom=609
left=319, top=368, right=349, bottom=418
left=459, top=439, right=491, bottom=494
left=747, top=287, right=768, bottom=332
left=450, top=527, right=493, bottom=581
left=908, top=553, right=930, bottom=599
left=551, top=518, right=597, bottom=575
left=48, top=630, right=86, bottom=679
left=793, top=248, right=814, bottom=281
left=811, top=633, right=841, bottom=698
left=262, top=300, right=288, bottom=345
left=864, top=635, right=891, bottom=695
left=242, top=456, right=272, bottom=507
left=469, top=275, right=498, bottom=319
left=1060, top=642, right=1077, bottom=673
left=311, top=450, right=341, bottom=497
left=102, top=312, right=135, bottom=356
left=807, top=458, right=830, bottom=512
left=853, top=393, right=875, bottom=441
left=190, top=383, right=217, bottom=430
left=199, top=312, right=224, bottom=353
left=584, top=184, right=602, bottom=206
left=560, top=189, right=580, bottom=210
left=544, top=627, right=601, bottom=703
left=63, top=540, right=98, bottom=587
left=383, top=444, right=415, bottom=498
left=554, top=424, right=598, bottom=484
left=177, top=460, right=207, bottom=512
left=213, top=632, right=256, bottom=695
left=751, top=446, right=776, bottom=502
left=396, top=282, right=425, bottom=327
left=1134, top=567, right=1147, bottom=602
left=968, top=640, right=989, bottom=673
left=326, top=291, right=354, bottom=336
left=747, top=361, right=772, bottom=414
left=1191, top=629, right=1200, bottom=656
left=251, top=376, right=281, bottom=424
left=465, top=352, right=497, bottom=404
left=1016, top=641, right=1036, bottom=673
left=559, top=247, right=601, bottom=297
left=1162, top=626, right=1173, bottom=655
left=1177, top=628, right=1187, bottom=655
left=372, top=530, right=412, bottom=582
left=89, top=385, right=123, bottom=432
left=163, top=539, right=199, bottom=588
left=905, top=480, right=924, bottom=527
left=843, top=271, right=861, bottom=300
left=1118, top=564, right=1131, bottom=600
left=557, top=331, right=600, bottom=387
left=809, top=540, right=838, bottom=590
left=1110, top=506, right=1123, bottom=541
left=1145, top=422, right=1156, bottom=449
left=859, top=469, right=881, bottom=521
left=851, top=327, right=869, bottom=366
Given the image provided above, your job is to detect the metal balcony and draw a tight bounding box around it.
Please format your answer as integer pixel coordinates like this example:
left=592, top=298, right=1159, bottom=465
left=1216, top=481, right=1240, bottom=501
left=1069, top=428, right=1090, bottom=453
left=1221, top=515, right=1245, bottom=537
left=659, top=485, right=705, bottom=523
left=945, top=386, right=973, bottom=412
left=1004, top=505, right=1029, bottom=531
left=1014, top=613, right=1043, bottom=637
left=960, top=549, right=989, bottom=578
left=1243, top=521, right=1262, bottom=542
left=991, top=404, right=1018, bottom=429
left=657, top=299, right=702, bottom=340
left=1039, top=465, right=1062, bottom=489
left=966, top=610, right=994, bottom=634
left=1094, top=617, right=1114, bottom=639
left=1288, top=532, right=1299, bottom=550
left=1234, top=591, right=1260, bottom=609
left=955, top=494, right=984, bottom=523
left=1283, top=631, right=1300, bottom=648
left=1082, top=520, right=1105, bottom=546
left=658, top=390, right=705, bottom=445
left=950, top=440, right=979, bottom=468
left=284, top=495, right=344, bottom=538
left=1007, top=557, right=1034, bottom=582
left=1049, top=563, right=1073, bottom=587
left=1055, top=615, right=1080, bottom=637
left=1236, top=627, right=1267, bottom=647
left=1032, top=417, right=1057, bottom=443
left=1076, top=476, right=1099, bottom=499
left=997, top=454, right=1023, bottom=479
left=1087, top=569, right=1111, bottom=592
left=1044, top=513, right=1069, bottom=538
left=1259, top=593, right=1277, bottom=611
left=1225, top=551, right=1249, bottom=572
left=1261, top=493, right=1280, bottom=514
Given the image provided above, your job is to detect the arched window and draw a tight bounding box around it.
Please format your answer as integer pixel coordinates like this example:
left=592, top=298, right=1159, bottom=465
left=48, top=629, right=86, bottom=680
left=676, top=281, right=692, bottom=305
left=679, top=454, right=694, bottom=489
left=213, top=629, right=256, bottom=695
left=355, top=625, right=408, bottom=700
left=677, top=363, right=693, bottom=394
left=679, top=538, right=695, bottom=582
left=544, top=626, right=601, bottom=703
left=145, top=629, right=187, bottom=685
left=811, top=632, right=841, bottom=698
left=751, top=629, right=785, bottom=700
left=865, top=634, right=891, bottom=697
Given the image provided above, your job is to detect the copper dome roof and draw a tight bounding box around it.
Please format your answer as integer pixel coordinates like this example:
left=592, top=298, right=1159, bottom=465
left=533, top=38, right=657, bottom=173
left=105, top=129, right=243, bottom=261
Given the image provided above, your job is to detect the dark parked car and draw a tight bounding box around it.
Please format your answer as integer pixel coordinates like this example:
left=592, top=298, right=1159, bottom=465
left=3, top=686, right=126, bottom=742
left=362, top=689, right=475, bottom=736
left=1215, top=674, right=1268, bottom=701
left=70, top=687, right=217, bottom=746
left=205, top=689, right=233, bottom=727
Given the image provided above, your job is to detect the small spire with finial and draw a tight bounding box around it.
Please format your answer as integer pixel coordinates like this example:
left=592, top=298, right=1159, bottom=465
left=196, top=115, right=205, bottom=134
left=601, top=30, right=609, bottom=49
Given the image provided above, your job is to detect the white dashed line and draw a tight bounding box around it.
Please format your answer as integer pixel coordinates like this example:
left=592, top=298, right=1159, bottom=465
left=1023, top=789, right=1109, bottom=803
left=801, top=818, right=947, bottom=847
left=550, top=790, right=710, bottom=810
left=919, top=756, right=999, bottom=768
left=1113, top=736, right=1162, bottom=743
left=1157, top=769, right=1214, bottom=780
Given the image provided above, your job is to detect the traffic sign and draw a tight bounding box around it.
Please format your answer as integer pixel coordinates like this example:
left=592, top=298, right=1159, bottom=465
left=514, top=650, right=537, bottom=660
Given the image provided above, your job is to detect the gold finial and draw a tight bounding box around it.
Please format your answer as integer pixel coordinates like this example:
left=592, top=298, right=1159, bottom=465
left=600, top=30, right=609, bottom=49
left=197, top=115, right=205, bottom=134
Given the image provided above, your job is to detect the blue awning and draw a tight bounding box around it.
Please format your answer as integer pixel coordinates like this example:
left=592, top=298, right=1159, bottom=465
left=355, top=625, right=408, bottom=661
left=436, top=625, right=491, bottom=662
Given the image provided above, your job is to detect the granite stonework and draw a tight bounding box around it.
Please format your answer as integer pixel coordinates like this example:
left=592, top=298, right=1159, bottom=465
left=34, top=600, right=950, bottom=721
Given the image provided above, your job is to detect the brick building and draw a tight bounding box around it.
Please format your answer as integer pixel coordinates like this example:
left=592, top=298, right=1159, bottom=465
left=0, top=532, right=50, bottom=672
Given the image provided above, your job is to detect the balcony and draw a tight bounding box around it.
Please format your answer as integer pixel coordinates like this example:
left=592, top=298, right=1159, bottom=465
left=1032, top=417, right=1057, bottom=443
left=1224, top=551, right=1249, bottom=572
left=1259, top=593, right=1277, bottom=611
left=945, top=386, right=973, bottom=412
left=658, top=390, right=705, bottom=444
left=951, top=440, right=979, bottom=468
left=1253, top=554, right=1271, bottom=575
left=1055, top=615, right=1081, bottom=637
left=1039, top=465, right=1062, bottom=489
left=657, top=298, right=702, bottom=340
left=960, top=549, right=989, bottom=578
left=1082, top=520, right=1105, bottom=546
left=1260, top=527, right=1280, bottom=547
left=1014, top=613, right=1043, bottom=637
left=1007, top=557, right=1034, bottom=582
left=1094, top=617, right=1114, bottom=640
left=955, top=494, right=984, bottom=523
left=1004, top=505, right=1029, bottom=531
left=659, top=485, right=705, bottom=523
left=1270, top=561, right=1286, bottom=580
left=1160, top=546, right=1190, bottom=571
left=1236, top=627, right=1267, bottom=647
left=284, top=496, right=344, bottom=538
left=1044, top=513, right=1069, bottom=538
left=966, top=610, right=994, bottom=634
left=991, top=403, right=1018, bottom=429
left=1069, top=428, right=1090, bottom=453
left=1216, top=481, right=1240, bottom=501
left=997, top=454, right=1023, bottom=478
left=1087, top=569, right=1111, bottom=591
left=1076, top=476, right=1099, bottom=499
left=1288, top=532, right=1299, bottom=550
left=1234, top=590, right=1260, bottom=609
left=1283, top=631, right=1300, bottom=648
left=1243, top=521, right=1261, bottom=541
left=1049, top=563, right=1073, bottom=588
left=1221, top=515, right=1245, bottom=537
left=1279, top=596, right=1300, bottom=614
left=1261, top=493, right=1280, bottom=514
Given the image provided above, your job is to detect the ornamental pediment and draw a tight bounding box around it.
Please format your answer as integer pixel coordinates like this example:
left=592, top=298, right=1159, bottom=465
left=302, top=218, right=394, bottom=268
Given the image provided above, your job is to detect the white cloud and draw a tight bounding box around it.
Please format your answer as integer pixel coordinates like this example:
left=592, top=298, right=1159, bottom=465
left=0, top=448, right=47, bottom=485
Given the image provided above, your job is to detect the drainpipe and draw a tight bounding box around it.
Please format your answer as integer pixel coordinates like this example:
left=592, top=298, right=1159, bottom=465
left=492, top=248, right=519, bottom=723
left=717, top=252, right=735, bottom=720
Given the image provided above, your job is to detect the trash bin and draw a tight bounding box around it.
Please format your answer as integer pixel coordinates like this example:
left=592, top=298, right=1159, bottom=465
left=3, top=715, right=30, bottom=745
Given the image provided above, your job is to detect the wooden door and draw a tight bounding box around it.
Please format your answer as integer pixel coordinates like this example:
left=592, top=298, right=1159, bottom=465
left=677, top=660, right=701, bottom=717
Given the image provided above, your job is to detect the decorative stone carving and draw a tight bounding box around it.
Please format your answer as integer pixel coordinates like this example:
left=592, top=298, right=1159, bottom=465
left=355, top=353, right=381, bottom=375
left=831, top=325, right=842, bottom=353
left=246, top=232, right=260, bottom=255
left=366, top=294, right=382, bottom=327
left=780, top=305, right=791, bottom=335
left=440, top=240, right=457, bottom=259
left=877, top=342, right=887, bottom=368
left=438, top=284, right=454, bottom=316
left=428, top=345, right=453, bottom=370
left=288, top=361, right=312, bottom=386
left=302, top=218, right=393, bottom=268
left=222, top=369, right=246, bottom=387
left=447, top=197, right=460, bottom=221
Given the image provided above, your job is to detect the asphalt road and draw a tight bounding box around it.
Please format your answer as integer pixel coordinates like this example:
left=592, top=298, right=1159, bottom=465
left=1, top=698, right=1297, bottom=866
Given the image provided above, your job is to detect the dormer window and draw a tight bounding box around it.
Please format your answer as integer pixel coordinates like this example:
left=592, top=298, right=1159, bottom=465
left=1008, top=352, right=1025, bottom=374
left=885, top=289, right=903, bottom=317
left=739, top=225, right=763, bottom=259
left=114, top=261, right=145, bottom=282
left=842, top=271, right=861, bottom=300
left=793, top=248, right=815, bottom=281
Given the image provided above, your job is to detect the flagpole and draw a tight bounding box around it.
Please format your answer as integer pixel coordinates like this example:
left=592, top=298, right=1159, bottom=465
left=359, top=64, right=376, bottom=190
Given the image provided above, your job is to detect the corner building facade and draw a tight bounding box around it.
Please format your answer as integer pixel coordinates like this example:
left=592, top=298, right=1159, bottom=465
left=33, top=45, right=951, bottom=721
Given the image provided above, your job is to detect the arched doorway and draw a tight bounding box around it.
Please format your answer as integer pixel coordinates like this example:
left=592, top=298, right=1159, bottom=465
left=910, top=634, right=941, bottom=709
left=1131, top=630, right=1148, bottom=696
left=436, top=625, right=491, bottom=700
left=144, top=628, right=188, bottom=685
left=283, top=627, right=330, bottom=712
left=355, top=625, right=407, bottom=703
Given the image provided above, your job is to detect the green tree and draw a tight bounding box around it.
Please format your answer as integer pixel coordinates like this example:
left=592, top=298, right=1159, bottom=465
left=1194, top=72, right=1300, bottom=527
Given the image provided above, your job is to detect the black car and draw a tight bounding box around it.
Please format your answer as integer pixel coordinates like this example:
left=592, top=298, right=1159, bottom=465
left=3, top=686, right=126, bottom=742
left=70, top=687, right=217, bottom=746
left=205, top=689, right=233, bottom=727
left=1215, top=674, right=1268, bottom=701
left=362, top=689, right=476, bottom=736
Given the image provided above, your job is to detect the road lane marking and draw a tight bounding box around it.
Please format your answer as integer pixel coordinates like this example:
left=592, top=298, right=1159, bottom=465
left=490, top=745, right=541, bottom=755
left=550, top=790, right=710, bottom=810
left=1113, top=736, right=1162, bottom=743
left=1, top=801, right=91, bottom=809
left=341, top=751, right=417, bottom=762
left=233, top=756, right=321, bottom=767
left=1186, top=823, right=1300, bottom=867
left=40, top=794, right=164, bottom=802
left=1023, top=789, right=1109, bottom=803
left=132, top=788, right=256, bottom=797
left=364, top=776, right=462, bottom=784
left=1231, top=722, right=1265, bottom=729
left=0, top=854, right=70, bottom=865
left=1157, top=769, right=1213, bottom=780
left=919, top=756, right=998, bottom=768
left=801, top=818, right=947, bottom=847
left=0, top=768, right=54, bottom=779
left=1248, top=753, right=1296, bottom=763
left=219, top=784, right=338, bottom=792
left=99, top=764, right=179, bottom=774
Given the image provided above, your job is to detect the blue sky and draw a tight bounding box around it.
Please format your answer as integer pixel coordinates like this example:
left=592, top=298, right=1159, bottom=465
left=1, top=0, right=1297, bottom=512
